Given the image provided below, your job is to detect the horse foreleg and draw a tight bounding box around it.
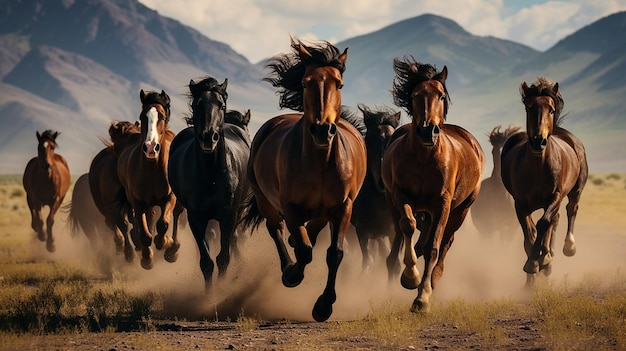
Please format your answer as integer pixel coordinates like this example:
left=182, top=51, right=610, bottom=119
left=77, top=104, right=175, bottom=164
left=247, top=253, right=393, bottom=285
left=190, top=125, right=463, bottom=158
left=28, top=198, right=45, bottom=242
left=164, top=200, right=184, bottom=263
left=413, top=202, right=450, bottom=313
left=45, top=199, right=63, bottom=252
left=563, top=190, right=582, bottom=257
left=155, top=195, right=175, bottom=251
left=398, top=204, right=420, bottom=290
left=216, top=216, right=236, bottom=278
left=138, top=210, right=154, bottom=270
left=516, top=203, right=538, bottom=277
left=312, top=200, right=351, bottom=322
left=534, top=193, right=563, bottom=271
left=283, top=205, right=313, bottom=288
left=189, top=213, right=213, bottom=291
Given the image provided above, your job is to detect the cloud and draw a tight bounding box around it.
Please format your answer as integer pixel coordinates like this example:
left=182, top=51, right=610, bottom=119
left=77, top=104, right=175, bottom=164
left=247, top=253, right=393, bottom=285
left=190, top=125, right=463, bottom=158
left=139, top=0, right=626, bottom=63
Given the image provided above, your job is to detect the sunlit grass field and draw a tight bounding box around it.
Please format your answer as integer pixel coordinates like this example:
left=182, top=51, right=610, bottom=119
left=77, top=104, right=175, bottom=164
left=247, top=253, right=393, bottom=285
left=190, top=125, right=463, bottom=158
left=0, top=173, right=625, bottom=349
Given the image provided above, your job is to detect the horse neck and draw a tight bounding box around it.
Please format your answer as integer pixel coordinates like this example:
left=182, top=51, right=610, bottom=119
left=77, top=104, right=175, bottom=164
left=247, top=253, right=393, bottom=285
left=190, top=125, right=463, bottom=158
left=491, top=144, right=503, bottom=178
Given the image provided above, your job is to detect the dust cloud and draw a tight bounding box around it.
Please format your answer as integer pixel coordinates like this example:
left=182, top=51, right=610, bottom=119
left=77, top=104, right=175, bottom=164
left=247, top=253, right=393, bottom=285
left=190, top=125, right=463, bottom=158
left=38, top=204, right=626, bottom=322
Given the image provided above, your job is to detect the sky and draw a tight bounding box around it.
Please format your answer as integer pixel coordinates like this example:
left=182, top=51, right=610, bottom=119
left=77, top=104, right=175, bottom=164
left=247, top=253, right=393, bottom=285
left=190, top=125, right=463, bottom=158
left=139, top=0, right=626, bottom=64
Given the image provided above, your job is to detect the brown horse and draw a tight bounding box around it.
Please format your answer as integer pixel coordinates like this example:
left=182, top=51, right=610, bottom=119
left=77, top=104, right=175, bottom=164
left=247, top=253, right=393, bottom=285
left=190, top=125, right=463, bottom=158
left=382, top=57, right=485, bottom=312
left=117, top=90, right=183, bottom=269
left=241, top=38, right=367, bottom=322
left=23, top=130, right=71, bottom=252
left=89, top=120, right=143, bottom=262
left=501, top=77, right=588, bottom=286
left=471, top=125, right=521, bottom=241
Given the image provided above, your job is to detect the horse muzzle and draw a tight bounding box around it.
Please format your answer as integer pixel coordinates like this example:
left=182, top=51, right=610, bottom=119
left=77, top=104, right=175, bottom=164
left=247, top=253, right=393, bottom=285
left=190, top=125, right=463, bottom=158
left=142, top=141, right=161, bottom=159
left=198, top=131, right=220, bottom=153
left=529, top=135, right=548, bottom=154
left=416, top=124, right=440, bottom=147
left=309, top=122, right=337, bottom=148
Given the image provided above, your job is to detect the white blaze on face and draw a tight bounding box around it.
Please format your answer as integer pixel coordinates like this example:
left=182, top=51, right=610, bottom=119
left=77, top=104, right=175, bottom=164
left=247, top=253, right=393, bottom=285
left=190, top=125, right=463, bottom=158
left=144, top=107, right=160, bottom=158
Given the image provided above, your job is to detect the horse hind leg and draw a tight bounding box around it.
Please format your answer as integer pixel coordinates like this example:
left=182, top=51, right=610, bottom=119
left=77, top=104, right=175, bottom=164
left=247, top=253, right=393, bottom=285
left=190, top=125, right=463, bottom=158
left=189, top=213, right=214, bottom=291
left=399, top=204, right=420, bottom=291
left=28, top=201, right=46, bottom=242
left=45, top=200, right=64, bottom=252
left=164, top=201, right=184, bottom=263
left=137, top=211, right=154, bottom=270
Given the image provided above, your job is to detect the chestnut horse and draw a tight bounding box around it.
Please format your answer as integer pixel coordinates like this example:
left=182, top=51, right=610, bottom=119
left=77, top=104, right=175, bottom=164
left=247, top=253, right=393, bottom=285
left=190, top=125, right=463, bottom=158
left=471, top=125, right=521, bottom=241
left=89, top=120, right=144, bottom=262
left=382, top=57, right=485, bottom=312
left=23, top=130, right=71, bottom=252
left=350, top=104, right=401, bottom=273
left=241, top=38, right=367, bottom=322
left=117, top=90, right=183, bottom=269
left=168, top=77, right=252, bottom=290
left=501, top=77, right=588, bottom=286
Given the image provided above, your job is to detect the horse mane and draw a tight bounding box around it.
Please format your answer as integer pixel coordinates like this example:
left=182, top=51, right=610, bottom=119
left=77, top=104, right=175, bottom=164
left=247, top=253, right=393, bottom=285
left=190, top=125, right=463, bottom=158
left=185, top=76, right=229, bottom=126
left=225, top=109, right=250, bottom=128
left=358, top=104, right=401, bottom=129
left=263, top=37, right=347, bottom=112
left=520, top=77, right=565, bottom=127
left=392, top=55, right=450, bottom=118
left=339, top=105, right=366, bottom=137
left=141, top=90, right=171, bottom=123
left=488, top=125, right=521, bottom=146
left=39, top=129, right=59, bottom=144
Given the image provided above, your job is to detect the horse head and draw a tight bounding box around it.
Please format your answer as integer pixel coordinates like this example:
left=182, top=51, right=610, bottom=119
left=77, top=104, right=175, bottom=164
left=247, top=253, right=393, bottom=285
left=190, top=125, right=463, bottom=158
left=139, top=89, right=171, bottom=160
left=361, top=104, right=401, bottom=192
left=520, top=78, right=563, bottom=155
left=109, top=120, right=141, bottom=155
left=189, top=77, right=228, bottom=153
left=36, top=130, right=59, bottom=171
left=225, top=109, right=251, bottom=136
left=393, top=57, right=449, bottom=147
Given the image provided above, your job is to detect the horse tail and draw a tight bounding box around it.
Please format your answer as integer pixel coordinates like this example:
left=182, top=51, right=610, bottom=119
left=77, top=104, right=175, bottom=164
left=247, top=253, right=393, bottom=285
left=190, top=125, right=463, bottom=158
left=240, top=194, right=264, bottom=233
left=62, top=201, right=81, bottom=239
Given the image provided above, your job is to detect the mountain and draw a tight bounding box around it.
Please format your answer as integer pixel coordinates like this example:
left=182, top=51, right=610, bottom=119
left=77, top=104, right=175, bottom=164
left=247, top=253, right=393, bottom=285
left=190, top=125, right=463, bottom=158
left=0, top=1, right=625, bottom=174
left=0, top=0, right=276, bottom=174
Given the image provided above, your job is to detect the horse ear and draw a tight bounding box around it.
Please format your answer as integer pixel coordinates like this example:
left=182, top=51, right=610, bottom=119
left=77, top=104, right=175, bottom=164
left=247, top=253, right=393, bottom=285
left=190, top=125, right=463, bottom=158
left=438, top=66, right=448, bottom=82
left=339, top=47, right=348, bottom=65
left=392, top=111, right=401, bottom=124
left=220, top=78, right=228, bottom=91
left=160, top=90, right=170, bottom=106
left=243, top=109, right=251, bottom=125
left=553, top=82, right=559, bottom=94
left=297, top=43, right=313, bottom=60
left=52, top=131, right=59, bottom=140
left=36, top=131, right=41, bottom=140
left=134, top=121, right=140, bottom=128
left=140, top=89, right=146, bottom=104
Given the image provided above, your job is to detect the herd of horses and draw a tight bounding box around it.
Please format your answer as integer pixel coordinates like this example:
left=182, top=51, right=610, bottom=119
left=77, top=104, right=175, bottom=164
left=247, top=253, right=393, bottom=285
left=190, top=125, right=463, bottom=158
left=21, top=37, right=588, bottom=322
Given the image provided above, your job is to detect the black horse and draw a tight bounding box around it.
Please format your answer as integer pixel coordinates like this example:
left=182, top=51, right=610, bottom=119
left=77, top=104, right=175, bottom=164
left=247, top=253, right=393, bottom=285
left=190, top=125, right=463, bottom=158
left=168, top=77, right=252, bottom=290
left=349, top=104, right=401, bottom=274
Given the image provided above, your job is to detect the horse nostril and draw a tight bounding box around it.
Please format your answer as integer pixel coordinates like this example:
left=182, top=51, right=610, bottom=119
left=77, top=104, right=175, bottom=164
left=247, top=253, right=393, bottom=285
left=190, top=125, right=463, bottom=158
left=432, top=125, right=440, bottom=136
left=328, top=123, right=337, bottom=136
left=142, top=143, right=148, bottom=153
left=154, top=143, right=161, bottom=153
left=212, top=132, right=220, bottom=143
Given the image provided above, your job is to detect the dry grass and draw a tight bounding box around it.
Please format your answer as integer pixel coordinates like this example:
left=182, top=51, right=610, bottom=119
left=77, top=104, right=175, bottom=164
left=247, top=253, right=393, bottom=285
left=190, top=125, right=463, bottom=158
left=0, top=173, right=625, bottom=350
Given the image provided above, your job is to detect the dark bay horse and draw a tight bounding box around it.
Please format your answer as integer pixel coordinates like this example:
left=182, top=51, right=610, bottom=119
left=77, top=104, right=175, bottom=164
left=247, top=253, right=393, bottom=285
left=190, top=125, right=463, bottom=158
left=349, top=104, right=401, bottom=273
left=382, top=58, right=485, bottom=312
left=471, top=125, right=521, bottom=241
left=23, top=130, right=71, bottom=252
left=117, top=90, right=183, bottom=269
left=168, top=77, right=252, bottom=290
left=241, top=38, right=367, bottom=322
left=501, top=77, right=588, bottom=286
left=89, top=120, right=143, bottom=262
left=66, top=172, right=108, bottom=249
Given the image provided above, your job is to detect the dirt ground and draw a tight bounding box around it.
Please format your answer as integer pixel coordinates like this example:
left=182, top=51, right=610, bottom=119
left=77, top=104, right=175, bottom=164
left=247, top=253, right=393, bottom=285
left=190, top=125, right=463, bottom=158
left=3, top=200, right=625, bottom=350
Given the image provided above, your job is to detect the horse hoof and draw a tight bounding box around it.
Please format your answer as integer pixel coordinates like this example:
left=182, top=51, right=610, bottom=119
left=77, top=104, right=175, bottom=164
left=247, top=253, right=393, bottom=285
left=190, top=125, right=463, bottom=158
left=141, top=257, right=154, bottom=270
left=46, top=243, right=56, bottom=253
left=410, top=299, right=430, bottom=313
left=38, top=233, right=46, bottom=242
left=282, top=264, right=304, bottom=288
left=164, top=248, right=179, bottom=263
left=124, top=250, right=135, bottom=263
left=523, top=259, right=539, bottom=274
left=563, top=245, right=576, bottom=257
left=541, top=263, right=552, bottom=276
left=312, top=297, right=333, bottom=322
left=400, top=268, right=420, bottom=290
left=539, top=252, right=552, bottom=267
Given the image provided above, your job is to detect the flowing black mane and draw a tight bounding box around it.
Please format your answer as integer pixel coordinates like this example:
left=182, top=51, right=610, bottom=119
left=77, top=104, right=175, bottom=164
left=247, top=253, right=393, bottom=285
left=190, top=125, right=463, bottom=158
left=520, top=77, right=565, bottom=126
left=39, top=129, right=59, bottom=143
left=339, top=105, right=366, bottom=137
left=392, top=55, right=450, bottom=118
left=263, top=38, right=347, bottom=112
left=185, top=76, right=228, bottom=126
left=359, top=104, right=401, bottom=130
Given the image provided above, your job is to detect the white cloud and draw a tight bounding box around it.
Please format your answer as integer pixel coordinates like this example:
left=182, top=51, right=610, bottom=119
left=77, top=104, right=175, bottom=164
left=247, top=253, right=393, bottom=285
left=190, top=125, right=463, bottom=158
left=139, top=0, right=626, bottom=62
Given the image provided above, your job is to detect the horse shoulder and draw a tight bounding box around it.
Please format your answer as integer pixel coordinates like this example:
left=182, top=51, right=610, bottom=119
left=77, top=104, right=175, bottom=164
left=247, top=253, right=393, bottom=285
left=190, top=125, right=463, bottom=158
left=442, top=124, right=485, bottom=171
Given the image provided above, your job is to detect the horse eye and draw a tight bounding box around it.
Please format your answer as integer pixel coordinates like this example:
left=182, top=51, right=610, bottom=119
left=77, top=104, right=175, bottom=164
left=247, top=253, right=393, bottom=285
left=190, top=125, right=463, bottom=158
left=440, top=94, right=446, bottom=101
left=338, top=83, right=344, bottom=89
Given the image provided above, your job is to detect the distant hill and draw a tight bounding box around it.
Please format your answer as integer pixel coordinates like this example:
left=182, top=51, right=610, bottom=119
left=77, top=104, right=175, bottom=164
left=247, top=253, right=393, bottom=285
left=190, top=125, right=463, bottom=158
left=0, top=1, right=624, bottom=174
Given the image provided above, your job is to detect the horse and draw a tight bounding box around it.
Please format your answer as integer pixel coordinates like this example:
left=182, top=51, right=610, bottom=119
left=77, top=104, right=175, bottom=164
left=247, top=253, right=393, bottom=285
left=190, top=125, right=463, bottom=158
left=349, top=104, right=401, bottom=273
left=117, top=89, right=183, bottom=269
left=168, top=77, right=252, bottom=290
left=470, top=125, right=521, bottom=241
left=23, top=130, right=71, bottom=252
left=89, top=120, right=144, bottom=262
left=241, top=38, right=367, bottom=322
left=382, top=57, right=485, bottom=313
left=501, top=77, right=588, bottom=286
left=66, top=173, right=108, bottom=249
